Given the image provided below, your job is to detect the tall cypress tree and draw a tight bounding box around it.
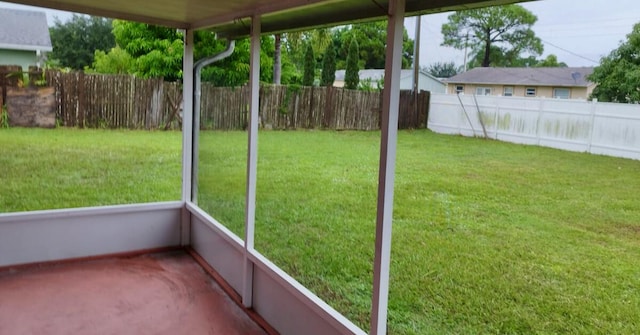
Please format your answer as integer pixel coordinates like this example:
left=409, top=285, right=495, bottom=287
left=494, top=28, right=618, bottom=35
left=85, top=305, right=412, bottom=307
left=320, top=40, right=337, bottom=87
left=344, top=39, right=360, bottom=89
left=302, top=44, right=316, bottom=86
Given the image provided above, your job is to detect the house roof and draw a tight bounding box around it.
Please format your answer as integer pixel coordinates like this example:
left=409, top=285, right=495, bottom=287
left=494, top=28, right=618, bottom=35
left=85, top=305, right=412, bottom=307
left=446, top=67, right=595, bottom=87
left=3, top=0, right=530, bottom=37
left=0, top=7, right=52, bottom=52
left=336, top=69, right=444, bottom=84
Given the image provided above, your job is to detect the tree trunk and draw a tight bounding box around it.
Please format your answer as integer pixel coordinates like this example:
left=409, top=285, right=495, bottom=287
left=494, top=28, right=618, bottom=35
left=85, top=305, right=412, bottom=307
left=482, top=31, right=491, bottom=67
left=274, top=34, right=282, bottom=84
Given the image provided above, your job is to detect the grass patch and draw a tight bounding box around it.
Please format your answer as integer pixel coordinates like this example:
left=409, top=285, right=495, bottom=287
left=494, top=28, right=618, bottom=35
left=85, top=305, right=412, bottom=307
left=0, top=128, right=181, bottom=212
left=198, top=130, right=640, bottom=334
left=3, top=128, right=640, bottom=334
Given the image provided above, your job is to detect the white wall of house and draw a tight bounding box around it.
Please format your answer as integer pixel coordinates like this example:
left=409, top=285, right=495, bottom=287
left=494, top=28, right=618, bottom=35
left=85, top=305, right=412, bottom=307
left=0, top=49, right=38, bottom=71
left=446, top=83, right=591, bottom=100
left=334, top=70, right=446, bottom=93
left=428, top=93, right=640, bottom=161
left=402, top=73, right=446, bottom=93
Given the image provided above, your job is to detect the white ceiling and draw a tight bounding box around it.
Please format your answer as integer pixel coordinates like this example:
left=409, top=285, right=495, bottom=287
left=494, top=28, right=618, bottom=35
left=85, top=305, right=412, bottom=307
left=4, top=0, right=530, bottom=37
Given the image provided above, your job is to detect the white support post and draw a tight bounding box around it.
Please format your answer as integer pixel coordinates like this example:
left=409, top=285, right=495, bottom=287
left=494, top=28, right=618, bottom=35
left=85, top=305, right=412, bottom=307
left=243, top=14, right=261, bottom=308
left=371, top=0, right=405, bottom=334
left=181, top=29, right=194, bottom=246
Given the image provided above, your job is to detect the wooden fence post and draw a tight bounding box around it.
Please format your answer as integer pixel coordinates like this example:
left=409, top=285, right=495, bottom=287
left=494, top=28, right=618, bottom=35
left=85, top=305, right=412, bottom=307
left=0, top=65, right=22, bottom=104
left=77, top=71, right=85, bottom=128
left=417, top=90, right=431, bottom=128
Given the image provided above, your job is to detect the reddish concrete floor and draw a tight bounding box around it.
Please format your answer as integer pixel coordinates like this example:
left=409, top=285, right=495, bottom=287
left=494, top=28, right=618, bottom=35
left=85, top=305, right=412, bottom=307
left=0, top=251, right=268, bottom=335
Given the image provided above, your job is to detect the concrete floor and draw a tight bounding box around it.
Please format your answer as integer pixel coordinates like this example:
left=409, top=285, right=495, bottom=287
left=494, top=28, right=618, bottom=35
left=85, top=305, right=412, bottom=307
left=0, top=251, right=269, bottom=335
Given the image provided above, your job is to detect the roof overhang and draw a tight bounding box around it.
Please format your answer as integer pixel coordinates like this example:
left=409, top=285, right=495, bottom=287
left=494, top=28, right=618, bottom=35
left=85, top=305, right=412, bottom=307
left=0, top=43, right=53, bottom=52
left=444, top=80, right=592, bottom=88
left=450, top=81, right=594, bottom=88
left=4, top=0, right=533, bottom=37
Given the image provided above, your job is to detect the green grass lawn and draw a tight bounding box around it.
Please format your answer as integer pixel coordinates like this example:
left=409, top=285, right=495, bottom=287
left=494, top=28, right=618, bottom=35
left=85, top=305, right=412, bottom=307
left=0, top=128, right=182, bottom=211
left=2, top=128, right=639, bottom=334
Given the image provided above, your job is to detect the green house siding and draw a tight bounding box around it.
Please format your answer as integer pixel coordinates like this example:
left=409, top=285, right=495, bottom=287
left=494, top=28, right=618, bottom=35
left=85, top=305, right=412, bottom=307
left=0, top=49, right=38, bottom=72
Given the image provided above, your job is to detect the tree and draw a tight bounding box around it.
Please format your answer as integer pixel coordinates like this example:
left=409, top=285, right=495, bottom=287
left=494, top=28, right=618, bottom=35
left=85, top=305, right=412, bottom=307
left=200, top=36, right=279, bottom=86
left=441, top=5, right=542, bottom=67
left=589, top=22, right=640, bottom=103
left=49, top=15, right=115, bottom=69
left=466, top=44, right=538, bottom=68
left=344, top=39, right=360, bottom=89
left=335, top=21, right=414, bottom=69
left=536, top=54, right=568, bottom=67
left=465, top=47, right=567, bottom=69
left=89, top=46, right=134, bottom=74
left=112, top=21, right=183, bottom=80
left=426, top=62, right=461, bottom=78
left=320, top=40, right=337, bottom=86
left=274, top=34, right=282, bottom=84
left=275, top=47, right=302, bottom=85
left=282, top=28, right=333, bottom=81
left=110, top=21, right=279, bottom=85
left=302, top=44, right=316, bottom=86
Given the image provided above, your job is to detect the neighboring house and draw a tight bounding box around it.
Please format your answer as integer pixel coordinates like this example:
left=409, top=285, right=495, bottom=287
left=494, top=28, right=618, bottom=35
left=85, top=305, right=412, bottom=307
left=334, top=69, right=447, bottom=93
left=445, top=67, right=596, bottom=100
left=0, top=8, right=52, bottom=71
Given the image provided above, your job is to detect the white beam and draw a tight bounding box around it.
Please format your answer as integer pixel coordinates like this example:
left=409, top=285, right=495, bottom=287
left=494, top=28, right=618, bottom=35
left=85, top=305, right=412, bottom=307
left=181, top=28, right=195, bottom=246
left=243, top=14, right=261, bottom=308
left=371, top=0, right=405, bottom=334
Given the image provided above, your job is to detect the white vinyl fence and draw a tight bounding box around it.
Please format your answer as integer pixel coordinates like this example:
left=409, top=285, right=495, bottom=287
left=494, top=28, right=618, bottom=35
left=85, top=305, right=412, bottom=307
left=428, top=93, right=640, bottom=161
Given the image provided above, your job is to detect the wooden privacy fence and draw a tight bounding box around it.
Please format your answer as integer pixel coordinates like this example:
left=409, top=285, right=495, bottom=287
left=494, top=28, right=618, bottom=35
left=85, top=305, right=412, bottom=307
left=259, top=85, right=383, bottom=130
left=200, top=85, right=249, bottom=130
left=200, top=84, right=430, bottom=131
left=2, top=69, right=430, bottom=130
left=46, top=71, right=182, bottom=129
left=1, top=65, right=27, bottom=105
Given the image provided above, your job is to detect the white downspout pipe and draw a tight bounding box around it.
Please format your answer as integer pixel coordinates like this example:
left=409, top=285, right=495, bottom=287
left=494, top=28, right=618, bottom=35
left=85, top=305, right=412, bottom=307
left=191, top=40, right=236, bottom=203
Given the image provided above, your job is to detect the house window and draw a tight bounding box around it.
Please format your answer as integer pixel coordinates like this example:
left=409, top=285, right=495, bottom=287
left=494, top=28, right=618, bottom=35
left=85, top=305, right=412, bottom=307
left=525, top=87, right=537, bottom=97
left=503, top=86, right=514, bottom=97
left=455, top=85, right=464, bottom=94
left=553, top=88, right=570, bottom=99
left=475, top=87, right=491, bottom=96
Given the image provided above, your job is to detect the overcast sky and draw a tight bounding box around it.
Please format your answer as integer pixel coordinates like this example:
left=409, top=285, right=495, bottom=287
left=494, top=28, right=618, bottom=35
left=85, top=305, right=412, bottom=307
left=2, top=0, right=639, bottom=68
left=407, top=0, right=640, bottom=68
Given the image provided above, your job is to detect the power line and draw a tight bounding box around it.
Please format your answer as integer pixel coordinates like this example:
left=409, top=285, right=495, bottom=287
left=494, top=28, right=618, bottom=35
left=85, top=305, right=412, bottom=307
left=540, top=39, right=600, bottom=64
left=534, top=15, right=639, bottom=28
left=538, top=32, right=627, bottom=39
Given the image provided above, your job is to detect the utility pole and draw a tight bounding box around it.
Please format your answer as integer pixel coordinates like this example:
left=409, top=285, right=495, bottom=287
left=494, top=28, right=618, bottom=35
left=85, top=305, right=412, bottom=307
left=412, top=15, right=421, bottom=124
left=463, top=32, right=469, bottom=72
left=412, top=15, right=421, bottom=93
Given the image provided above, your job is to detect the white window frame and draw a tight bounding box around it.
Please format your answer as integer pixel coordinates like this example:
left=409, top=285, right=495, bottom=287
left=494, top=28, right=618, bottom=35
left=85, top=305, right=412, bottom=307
left=553, top=87, right=570, bottom=99
left=475, top=87, right=491, bottom=96
left=525, top=87, right=537, bottom=97
left=455, top=85, right=464, bottom=94
left=503, top=86, right=514, bottom=97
